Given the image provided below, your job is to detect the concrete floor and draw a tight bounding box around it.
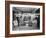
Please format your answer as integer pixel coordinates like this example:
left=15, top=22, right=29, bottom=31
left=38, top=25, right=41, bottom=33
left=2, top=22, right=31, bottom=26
left=13, top=25, right=38, bottom=31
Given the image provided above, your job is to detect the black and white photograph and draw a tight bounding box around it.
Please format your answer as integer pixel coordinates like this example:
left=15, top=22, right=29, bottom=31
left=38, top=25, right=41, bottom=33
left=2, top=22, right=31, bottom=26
left=12, top=7, right=40, bottom=31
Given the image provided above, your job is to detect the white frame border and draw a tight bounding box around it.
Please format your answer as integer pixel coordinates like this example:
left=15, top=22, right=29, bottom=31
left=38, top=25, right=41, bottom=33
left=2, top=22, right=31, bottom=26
left=10, top=4, right=43, bottom=34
